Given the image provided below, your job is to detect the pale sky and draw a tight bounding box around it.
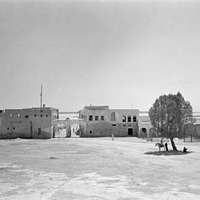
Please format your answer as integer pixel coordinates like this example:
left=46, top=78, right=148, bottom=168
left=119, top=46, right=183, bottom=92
left=0, top=0, right=200, bottom=112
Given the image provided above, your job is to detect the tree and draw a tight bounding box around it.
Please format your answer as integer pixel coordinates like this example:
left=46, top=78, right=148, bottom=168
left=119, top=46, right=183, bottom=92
left=149, top=92, right=193, bottom=151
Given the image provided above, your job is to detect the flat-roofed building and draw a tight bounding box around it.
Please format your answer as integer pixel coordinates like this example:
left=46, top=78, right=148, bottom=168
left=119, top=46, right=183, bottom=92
left=0, top=107, right=59, bottom=139
left=79, top=106, right=139, bottom=137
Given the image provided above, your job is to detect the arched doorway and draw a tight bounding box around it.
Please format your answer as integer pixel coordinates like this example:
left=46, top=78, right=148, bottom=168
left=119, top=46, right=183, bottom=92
left=140, top=128, right=147, bottom=138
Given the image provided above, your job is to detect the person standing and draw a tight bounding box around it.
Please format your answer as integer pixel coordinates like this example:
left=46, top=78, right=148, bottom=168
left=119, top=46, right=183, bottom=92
left=165, top=142, right=168, bottom=151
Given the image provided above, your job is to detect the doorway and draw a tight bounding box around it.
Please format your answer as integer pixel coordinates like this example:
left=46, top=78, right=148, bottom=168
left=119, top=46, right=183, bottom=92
left=142, top=128, right=147, bottom=134
left=128, top=128, right=133, bottom=136
left=141, top=128, right=147, bottom=138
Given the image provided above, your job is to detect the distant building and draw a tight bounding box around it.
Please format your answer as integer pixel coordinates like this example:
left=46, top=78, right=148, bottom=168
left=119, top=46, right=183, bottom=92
left=0, top=107, right=59, bottom=139
left=79, top=106, right=139, bottom=137
left=184, top=113, right=200, bottom=138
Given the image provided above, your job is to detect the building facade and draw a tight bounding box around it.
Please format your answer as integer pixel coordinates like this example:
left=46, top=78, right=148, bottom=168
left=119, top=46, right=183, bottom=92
left=79, top=106, right=139, bottom=137
left=138, top=113, right=152, bottom=138
left=0, top=107, right=59, bottom=139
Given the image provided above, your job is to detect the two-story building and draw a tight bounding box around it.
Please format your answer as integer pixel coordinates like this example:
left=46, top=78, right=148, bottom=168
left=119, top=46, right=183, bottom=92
left=79, top=106, right=139, bottom=137
left=0, top=107, right=59, bottom=139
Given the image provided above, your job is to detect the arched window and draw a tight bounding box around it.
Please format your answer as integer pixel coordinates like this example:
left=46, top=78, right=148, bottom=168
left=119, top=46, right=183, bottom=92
left=122, top=115, right=126, bottom=122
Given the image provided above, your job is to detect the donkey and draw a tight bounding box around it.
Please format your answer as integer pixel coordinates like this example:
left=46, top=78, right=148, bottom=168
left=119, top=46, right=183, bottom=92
left=155, top=142, right=165, bottom=151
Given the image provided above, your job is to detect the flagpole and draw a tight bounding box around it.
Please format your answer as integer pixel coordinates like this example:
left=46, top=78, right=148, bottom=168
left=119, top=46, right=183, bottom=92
left=40, top=84, right=43, bottom=108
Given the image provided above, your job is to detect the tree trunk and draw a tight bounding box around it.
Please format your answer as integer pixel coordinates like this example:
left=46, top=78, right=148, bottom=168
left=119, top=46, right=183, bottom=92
left=170, top=137, right=178, bottom=151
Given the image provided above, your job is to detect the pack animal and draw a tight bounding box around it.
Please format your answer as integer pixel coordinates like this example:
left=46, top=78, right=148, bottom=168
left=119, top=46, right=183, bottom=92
left=155, top=142, right=165, bottom=151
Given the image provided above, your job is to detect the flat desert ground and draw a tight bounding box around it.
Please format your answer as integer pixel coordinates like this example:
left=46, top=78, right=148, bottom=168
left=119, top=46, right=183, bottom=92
left=0, top=137, right=200, bottom=200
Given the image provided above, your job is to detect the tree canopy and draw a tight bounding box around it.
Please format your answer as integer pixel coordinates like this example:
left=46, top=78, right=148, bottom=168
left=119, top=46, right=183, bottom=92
left=149, top=92, right=193, bottom=151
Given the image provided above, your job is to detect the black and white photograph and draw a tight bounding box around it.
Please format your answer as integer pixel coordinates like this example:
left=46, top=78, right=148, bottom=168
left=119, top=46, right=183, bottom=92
left=0, top=0, right=200, bottom=199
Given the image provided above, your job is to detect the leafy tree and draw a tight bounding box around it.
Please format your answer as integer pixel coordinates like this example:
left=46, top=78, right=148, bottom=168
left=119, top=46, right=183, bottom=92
left=149, top=92, right=193, bottom=151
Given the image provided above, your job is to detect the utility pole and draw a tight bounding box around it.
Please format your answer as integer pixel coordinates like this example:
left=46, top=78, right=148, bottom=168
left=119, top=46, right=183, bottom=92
left=40, top=84, right=43, bottom=108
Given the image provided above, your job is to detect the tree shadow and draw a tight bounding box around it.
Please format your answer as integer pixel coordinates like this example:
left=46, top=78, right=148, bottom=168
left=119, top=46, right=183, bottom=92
left=144, top=150, right=192, bottom=156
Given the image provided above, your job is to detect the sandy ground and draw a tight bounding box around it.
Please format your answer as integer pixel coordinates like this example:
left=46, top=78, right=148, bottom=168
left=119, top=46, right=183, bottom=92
left=0, top=137, right=200, bottom=200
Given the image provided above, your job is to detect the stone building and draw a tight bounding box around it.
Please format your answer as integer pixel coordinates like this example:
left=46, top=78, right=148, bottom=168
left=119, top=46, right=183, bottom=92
left=0, top=107, right=59, bottom=139
left=79, top=106, right=139, bottom=137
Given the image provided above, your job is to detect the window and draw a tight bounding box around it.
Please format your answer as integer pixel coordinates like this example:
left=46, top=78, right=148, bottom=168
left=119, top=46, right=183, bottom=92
left=25, top=115, right=29, bottom=118
left=95, top=116, right=99, bottom=121
left=128, top=116, right=131, bottom=122
left=89, top=115, right=93, bottom=121
left=89, top=130, right=92, bottom=134
left=46, top=114, right=48, bottom=117
left=133, top=116, right=137, bottom=122
left=9, top=114, right=13, bottom=118
left=17, top=114, right=21, bottom=118
left=101, top=116, right=104, bottom=121
left=112, top=124, right=116, bottom=126
left=40, top=115, right=43, bottom=117
left=7, top=128, right=9, bottom=130
left=13, top=127, right=15, bottom=130
left=34, top=114, right=37, bottom=117
left=122, top=116, right=126, bottom=122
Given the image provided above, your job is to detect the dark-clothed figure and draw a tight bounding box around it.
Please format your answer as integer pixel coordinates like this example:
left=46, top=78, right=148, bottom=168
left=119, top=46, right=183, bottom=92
left=165, top=142, right=168, bottom=151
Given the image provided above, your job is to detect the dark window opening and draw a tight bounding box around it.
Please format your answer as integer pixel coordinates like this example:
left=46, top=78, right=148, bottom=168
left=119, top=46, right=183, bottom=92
left=46, top=114, right=48, bottom=117
left=40, top=115, right=43, bottom=117
left=112, top=124, right=116, bottom=126
left=101, top=116, right=104, bottom=120
left=34, top=114, right=37, bottom=117
left=89, top=130, right=92, bottom=134
left=95, top=116, right=99, bottom=121
left=25, top=115, right=29, bottom=118
left=133, top=116, right=137, bottom=122
left=89, top=115, right=93, bottom=121
left=7, top=128, right=9, bottom=130
left=128, top=116, right=131, bottom=122
left=13, top=127, right=15, bottom=130
left=122, top=116, right=126, bottom=122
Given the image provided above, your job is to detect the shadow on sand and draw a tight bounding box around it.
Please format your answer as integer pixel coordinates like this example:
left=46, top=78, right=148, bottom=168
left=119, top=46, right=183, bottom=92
left=144, top=150, right=192, bottom=156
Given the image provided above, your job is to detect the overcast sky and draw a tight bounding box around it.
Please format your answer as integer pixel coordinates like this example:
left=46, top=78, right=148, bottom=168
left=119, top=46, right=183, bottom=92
left=0, top=0, right=200, bottom=111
